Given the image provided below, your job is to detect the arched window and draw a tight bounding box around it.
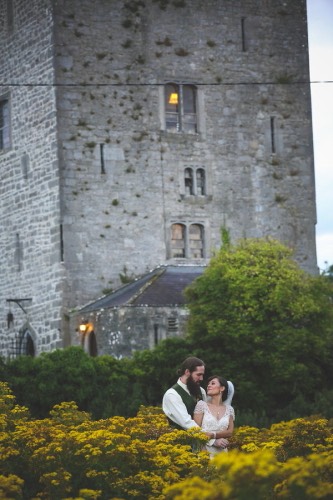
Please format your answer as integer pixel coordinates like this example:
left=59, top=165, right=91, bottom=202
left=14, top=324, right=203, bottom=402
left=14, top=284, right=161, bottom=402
left=184, top=168, right=194, bottom=195
left=20, top=330, right=35, bottom=357
left=171, top=223, right=186, bottom=258
left=88, top=331, right=98, bottom=357
left=0, top=97, right=10, bottom=150
left=82, top=329, right=98, bottom=357
left=189, top=224, right=204, bottom=258
left=170, top=223, right=205, bottom=259
left=196, top=168, right=206, bottom=195
left=165, top=83, right=197, bottom=133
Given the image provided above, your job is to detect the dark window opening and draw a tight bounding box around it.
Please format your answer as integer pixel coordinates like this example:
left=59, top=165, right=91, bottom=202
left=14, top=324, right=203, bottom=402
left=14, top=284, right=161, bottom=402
left=196, top=168, right=206, bottom=195
left=0, top=98, right=10, bottom=150
left=100, top=143, right=106, bottom=174
left=88, top=331, right=98, bottom=357
left=241, top=17, right=247, bottom=52
left=15, top=233, right=22, bottom=272
left=60, top=224, right=64, bottom=262
left=20, top=331, right=35, bottom=357
left=184, top=168, right=206, bottom=196
left=185, top=168, right=194, bottom=195
left=154, top=324, right=159, bottom=346
left=21, top=153, right=29, bottom=180
left=270, top=116, right=276, bottom=154
left=6, top=0, right=14, bottom=31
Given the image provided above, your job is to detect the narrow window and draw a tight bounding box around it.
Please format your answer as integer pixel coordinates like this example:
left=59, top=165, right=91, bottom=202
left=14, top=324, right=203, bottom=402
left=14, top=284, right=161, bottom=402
left=100, top=143, right=105, bottom=174
left=184, top=168, right=194, bottom=195
left=20, top=331, right=35, bottom=357
left=182, top=85, right=197, bottom=133
left=189, top=224, right=204, bottom=258
left=270, top=116, right=276, bottom=154
left=241, top=17, right=247, bottom=52
left=6, top=0, right=14, bottom=32
left=14, top=233, right=22, bottom=271
left=21, top=153, right=29, bottom=180
left=0, top=99, right=10, bottom=150
left=154, top=324, right=159, bottom=346
left=165, top=83, right=197, bottom=133
left=171, top=223, right=185, bottom=258
left=60, top=224, right=64, bottom=262
left=196, top=168, right=205, bottom=195
left=88, top=331, right=98, bottom=357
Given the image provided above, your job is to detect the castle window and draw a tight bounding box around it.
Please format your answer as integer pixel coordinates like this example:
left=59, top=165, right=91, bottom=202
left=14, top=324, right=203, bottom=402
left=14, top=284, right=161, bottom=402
left=0, top=98, right=11, bottom=151
left=270, top=116, right=276, bottom=154
left=165, top=83, right=197, bottom=133
left=170, top=223, right=205, bottom=258
left=171, top=223, right=186, bottom=258
left=184, top=167, right=206, bottom=196
left=184, top=168, right=194, bottom=195
left=241, top=18, right=247, bottom=52
left=189, top=224, right=204, bottom=258
left=196, top=168, right=206, bottom=195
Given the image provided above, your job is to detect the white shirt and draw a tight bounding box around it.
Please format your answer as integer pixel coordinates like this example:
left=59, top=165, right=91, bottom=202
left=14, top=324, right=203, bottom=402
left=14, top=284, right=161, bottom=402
left=162, top=378, right=207, bottom=430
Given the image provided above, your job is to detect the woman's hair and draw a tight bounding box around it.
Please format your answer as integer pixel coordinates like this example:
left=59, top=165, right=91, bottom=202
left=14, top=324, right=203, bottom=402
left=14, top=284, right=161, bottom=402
left=207, top=375, right=229, bottom=401
left=178, top=356, right=205, bottom=375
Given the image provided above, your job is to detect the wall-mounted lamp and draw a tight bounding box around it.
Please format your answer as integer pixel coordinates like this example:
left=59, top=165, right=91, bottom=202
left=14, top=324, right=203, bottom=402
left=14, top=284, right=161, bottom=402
left=79, top=323, right=88, bottom=334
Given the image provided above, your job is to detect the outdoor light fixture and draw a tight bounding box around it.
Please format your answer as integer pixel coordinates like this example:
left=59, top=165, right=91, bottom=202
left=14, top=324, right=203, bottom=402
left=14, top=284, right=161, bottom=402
left=79, top=323, right=88, bottom=333
left=168, top=93, right=178, bottom=104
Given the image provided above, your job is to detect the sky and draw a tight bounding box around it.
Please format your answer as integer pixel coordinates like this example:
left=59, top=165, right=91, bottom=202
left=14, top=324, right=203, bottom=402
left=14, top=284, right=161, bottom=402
left=307, top=0, right=333, bottom=272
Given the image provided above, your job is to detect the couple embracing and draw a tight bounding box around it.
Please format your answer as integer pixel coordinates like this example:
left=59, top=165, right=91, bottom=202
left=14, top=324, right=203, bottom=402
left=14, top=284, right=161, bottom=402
left=162, top=356, right=234, bottom=457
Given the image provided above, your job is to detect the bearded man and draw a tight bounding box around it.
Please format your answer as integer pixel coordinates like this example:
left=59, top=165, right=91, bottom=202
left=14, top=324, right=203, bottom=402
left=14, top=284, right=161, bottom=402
left=162, top=356, right=208, bottom=430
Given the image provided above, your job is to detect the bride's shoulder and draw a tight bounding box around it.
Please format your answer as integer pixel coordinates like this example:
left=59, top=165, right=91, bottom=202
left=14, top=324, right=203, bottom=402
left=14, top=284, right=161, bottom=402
left=226, top=404, right=235, bottom=417
left=194, top=399, right=207, bottom=412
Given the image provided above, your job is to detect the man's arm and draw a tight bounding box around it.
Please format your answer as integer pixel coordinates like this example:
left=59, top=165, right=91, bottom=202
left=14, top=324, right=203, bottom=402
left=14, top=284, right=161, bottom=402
left=162, top=390, right=199, bottom=430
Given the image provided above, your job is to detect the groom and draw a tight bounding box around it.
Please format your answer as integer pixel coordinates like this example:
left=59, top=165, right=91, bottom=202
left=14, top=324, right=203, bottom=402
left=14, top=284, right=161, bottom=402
left=162, top=356, right=228, bottom=448
left=162, top=356, right=207, bottom=430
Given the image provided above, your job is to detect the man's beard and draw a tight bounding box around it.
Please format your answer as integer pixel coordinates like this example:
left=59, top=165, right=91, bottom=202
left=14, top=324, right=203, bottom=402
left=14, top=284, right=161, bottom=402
left=187, top=375, right=202, bottom=399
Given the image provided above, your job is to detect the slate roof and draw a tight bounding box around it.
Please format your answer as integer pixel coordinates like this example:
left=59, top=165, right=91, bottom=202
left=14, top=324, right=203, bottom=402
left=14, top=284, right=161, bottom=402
left=79, top=265, right=205, bottom=312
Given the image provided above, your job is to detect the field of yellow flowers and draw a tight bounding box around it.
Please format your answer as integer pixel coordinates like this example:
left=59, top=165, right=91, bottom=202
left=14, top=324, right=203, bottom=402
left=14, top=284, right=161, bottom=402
left=0, top=381, right=332, bottom=499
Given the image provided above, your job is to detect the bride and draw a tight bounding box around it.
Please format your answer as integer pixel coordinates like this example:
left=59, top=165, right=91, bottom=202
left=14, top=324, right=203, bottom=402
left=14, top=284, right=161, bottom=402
left=193, top=375, right=235, bottom=457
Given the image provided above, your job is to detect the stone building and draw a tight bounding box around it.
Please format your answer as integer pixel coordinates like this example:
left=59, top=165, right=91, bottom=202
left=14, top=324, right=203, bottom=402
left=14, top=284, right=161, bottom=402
left=0, top=0, right=317, bottom=358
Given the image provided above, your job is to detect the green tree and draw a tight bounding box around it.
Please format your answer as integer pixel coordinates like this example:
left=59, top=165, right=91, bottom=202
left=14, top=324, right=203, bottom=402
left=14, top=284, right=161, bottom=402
left=185, top=238, right=333, bottom=421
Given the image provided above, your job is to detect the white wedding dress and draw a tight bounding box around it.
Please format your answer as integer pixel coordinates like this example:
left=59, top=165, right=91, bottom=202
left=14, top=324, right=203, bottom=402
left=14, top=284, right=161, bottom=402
left=194, top=400, right=235, bottom=456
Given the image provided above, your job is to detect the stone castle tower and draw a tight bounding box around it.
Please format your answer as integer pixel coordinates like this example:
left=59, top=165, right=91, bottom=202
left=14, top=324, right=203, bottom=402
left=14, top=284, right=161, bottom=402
left=0, top=0, right=317, bottom=357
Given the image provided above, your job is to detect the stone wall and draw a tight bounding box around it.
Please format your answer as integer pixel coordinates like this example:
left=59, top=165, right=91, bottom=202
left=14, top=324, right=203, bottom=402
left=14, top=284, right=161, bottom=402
left=74, top=305, right=189, bottom=358
left=0, top=0, right=64, bottom=356
left=0, top=0, right=317, bottom=359
left=53, top=0, right=317, bottom=312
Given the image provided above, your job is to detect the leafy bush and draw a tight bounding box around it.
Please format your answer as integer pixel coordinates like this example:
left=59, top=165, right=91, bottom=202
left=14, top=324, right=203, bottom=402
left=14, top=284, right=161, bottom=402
left=0, top=383, right=332, bottom=499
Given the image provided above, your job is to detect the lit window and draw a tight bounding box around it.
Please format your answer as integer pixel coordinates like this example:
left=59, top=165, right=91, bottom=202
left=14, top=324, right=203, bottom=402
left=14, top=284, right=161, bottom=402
left=0, top=98, right=10, bottom=150
left=165, top=83, right=197, bottom=133
left=170, top=223, right=205, bottom=258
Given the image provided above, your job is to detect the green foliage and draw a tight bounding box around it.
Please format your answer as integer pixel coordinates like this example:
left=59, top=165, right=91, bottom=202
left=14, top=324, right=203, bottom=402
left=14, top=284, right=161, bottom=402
left=2, top=240, right=333, bottom=425
left=185, top=238, right=333, bottom=420
left=2, top=386, right=332, bottom=500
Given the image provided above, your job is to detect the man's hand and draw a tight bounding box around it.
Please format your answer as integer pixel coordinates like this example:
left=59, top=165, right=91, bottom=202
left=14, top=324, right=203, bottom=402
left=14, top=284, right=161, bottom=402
left=214, top=438, right=229, bottom=448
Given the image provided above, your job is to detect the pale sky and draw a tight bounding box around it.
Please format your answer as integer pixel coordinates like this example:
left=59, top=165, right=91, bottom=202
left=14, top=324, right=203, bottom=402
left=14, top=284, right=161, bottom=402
left=307, top=0, right=333, bottom=272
